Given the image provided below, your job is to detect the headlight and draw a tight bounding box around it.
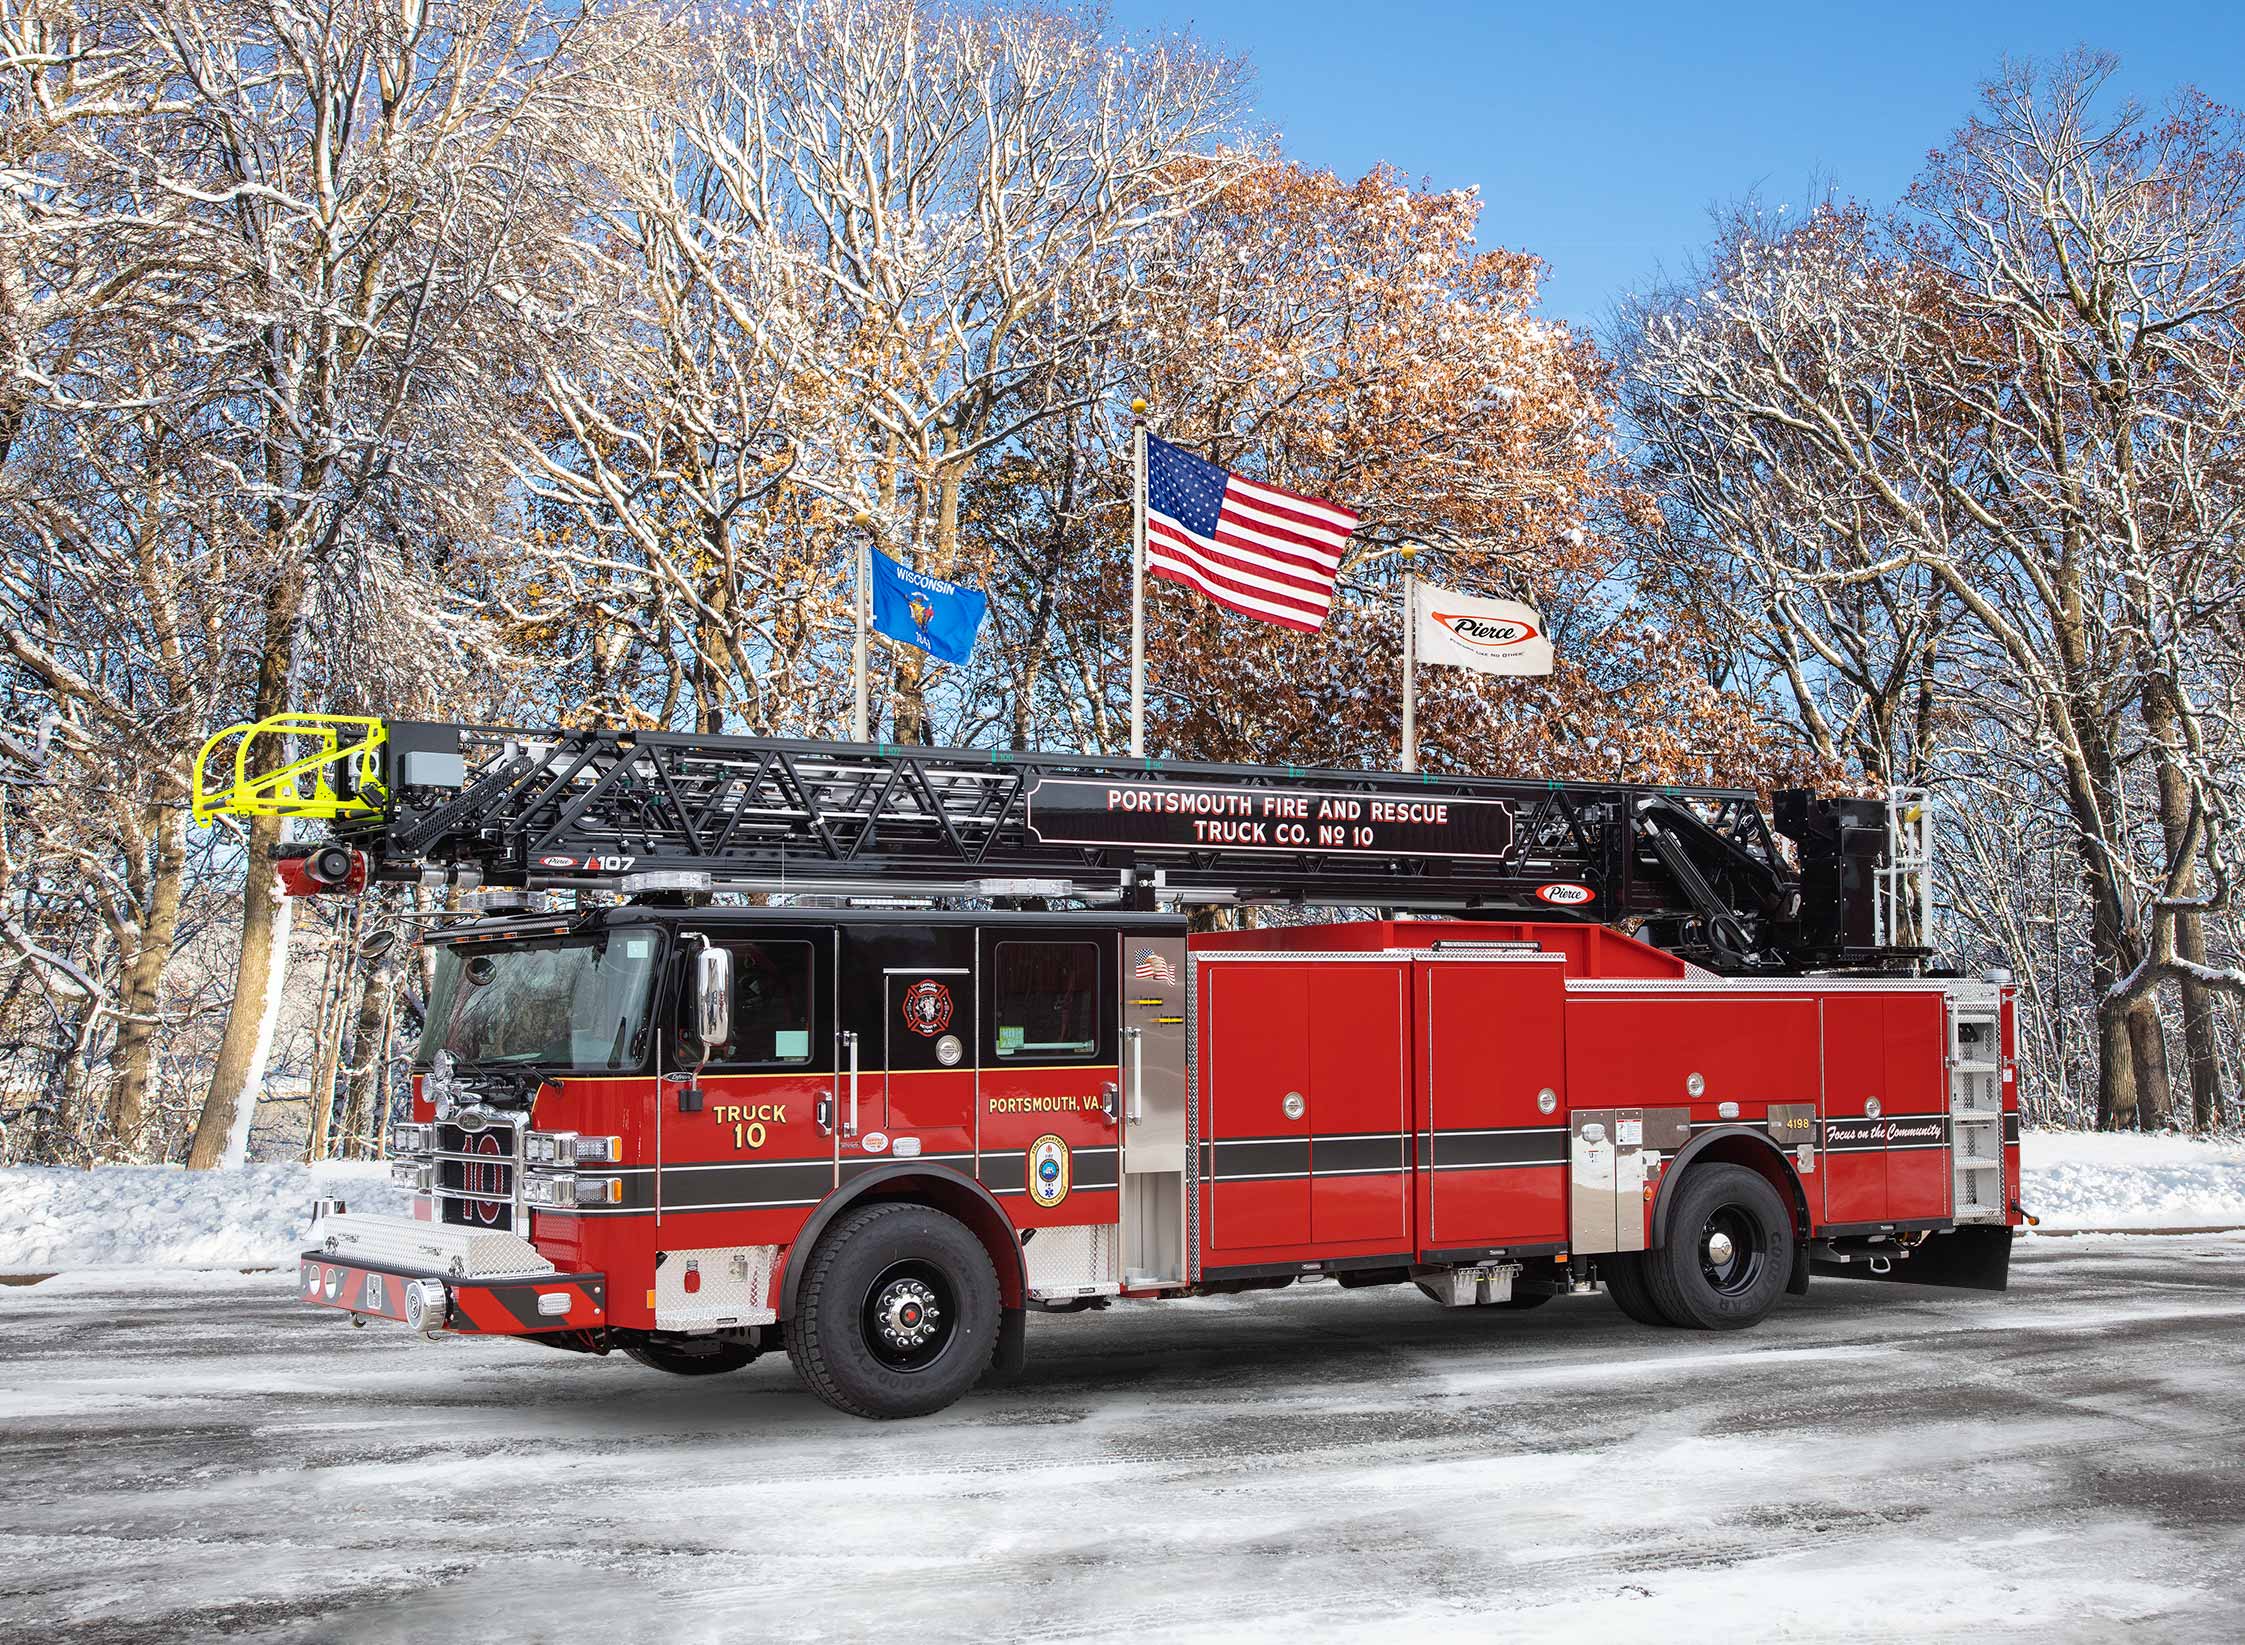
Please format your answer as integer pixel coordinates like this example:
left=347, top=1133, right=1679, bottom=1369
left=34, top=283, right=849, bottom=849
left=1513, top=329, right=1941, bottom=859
left=522, top=1174, right=624, bottom=1210
left=389, top=1122, right=432, bottom=1155
left=527, top=1131, right=623, bottom=1165
left=388, top=1160, right=432, bottom=1191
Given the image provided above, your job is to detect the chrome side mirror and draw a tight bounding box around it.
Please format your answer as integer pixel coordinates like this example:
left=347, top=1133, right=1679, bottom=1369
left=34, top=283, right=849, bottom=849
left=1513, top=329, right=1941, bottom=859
left=694, top=942, right=732, bottom=1050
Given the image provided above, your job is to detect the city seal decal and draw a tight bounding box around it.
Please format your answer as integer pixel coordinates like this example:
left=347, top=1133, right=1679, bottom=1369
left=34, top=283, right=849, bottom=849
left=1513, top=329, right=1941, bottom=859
left=1028, top=1133, right=1071, bottom=1209
left=901, top=979, right=953, bottom=1037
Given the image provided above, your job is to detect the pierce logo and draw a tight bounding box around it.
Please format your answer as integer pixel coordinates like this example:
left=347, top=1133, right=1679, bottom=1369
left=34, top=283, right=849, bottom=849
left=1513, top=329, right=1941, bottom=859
left=1535, top=882, right=1594, bottom=906
left=1433, top=612, right=1541, bottom=653
left=537, top=853, right=636, bottom=872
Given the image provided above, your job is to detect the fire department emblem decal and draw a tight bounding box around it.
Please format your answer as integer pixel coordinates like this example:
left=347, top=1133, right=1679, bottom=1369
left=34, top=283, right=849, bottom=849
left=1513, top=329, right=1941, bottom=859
left=1028, top=1134, right=1071, bottom=1209
left=901, top=979, right=953, bottom=1038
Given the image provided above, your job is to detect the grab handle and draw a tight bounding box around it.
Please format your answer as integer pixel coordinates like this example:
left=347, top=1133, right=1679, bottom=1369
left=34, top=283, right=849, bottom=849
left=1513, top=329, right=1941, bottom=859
left=1125, top=1026, right=1144, bottom=1124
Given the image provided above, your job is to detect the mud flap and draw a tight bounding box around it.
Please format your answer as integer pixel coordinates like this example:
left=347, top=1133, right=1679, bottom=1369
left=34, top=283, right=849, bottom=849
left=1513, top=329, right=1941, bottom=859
left=1811, top=1226, right=2014, bottom=1293
left=980, top=1306, right=1027, bottom=1386
left=1787, top=1238, right=1811, bottom=1296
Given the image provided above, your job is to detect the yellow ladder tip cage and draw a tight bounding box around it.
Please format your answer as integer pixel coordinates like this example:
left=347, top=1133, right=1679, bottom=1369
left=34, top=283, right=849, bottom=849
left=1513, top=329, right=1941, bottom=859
left=192, top=714, right=389, bottom=825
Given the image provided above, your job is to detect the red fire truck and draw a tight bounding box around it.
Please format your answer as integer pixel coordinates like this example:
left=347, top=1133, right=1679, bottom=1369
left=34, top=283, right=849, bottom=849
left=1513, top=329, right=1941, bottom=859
left=196, top=716, right=2020, bottom=1419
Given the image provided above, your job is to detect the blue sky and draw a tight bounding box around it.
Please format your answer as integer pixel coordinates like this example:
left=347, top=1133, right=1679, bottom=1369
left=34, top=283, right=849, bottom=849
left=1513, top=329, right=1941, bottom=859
left=1121, top=2, right=2245, bottom=331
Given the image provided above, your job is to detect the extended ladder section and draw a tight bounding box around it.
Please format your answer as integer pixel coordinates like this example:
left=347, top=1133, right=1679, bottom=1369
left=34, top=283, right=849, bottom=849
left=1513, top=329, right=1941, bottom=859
left=1947, top=996, right=2007, bottom=1222
left=195, top=714, right=1926, bottom=976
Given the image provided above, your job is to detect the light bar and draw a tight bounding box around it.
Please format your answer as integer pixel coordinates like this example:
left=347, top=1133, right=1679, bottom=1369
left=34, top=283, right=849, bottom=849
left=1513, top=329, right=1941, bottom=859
left=389, top=1121, right=433, bottom=1154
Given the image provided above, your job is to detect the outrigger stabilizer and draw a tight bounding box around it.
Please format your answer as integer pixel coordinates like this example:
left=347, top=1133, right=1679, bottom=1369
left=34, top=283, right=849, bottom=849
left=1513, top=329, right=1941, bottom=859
left=193, top=713, right=1924, bottom=977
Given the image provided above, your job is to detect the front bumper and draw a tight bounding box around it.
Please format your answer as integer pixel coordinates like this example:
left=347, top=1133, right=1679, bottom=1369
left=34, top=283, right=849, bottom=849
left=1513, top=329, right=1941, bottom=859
left=298, top=1211, right=606, bottom=1336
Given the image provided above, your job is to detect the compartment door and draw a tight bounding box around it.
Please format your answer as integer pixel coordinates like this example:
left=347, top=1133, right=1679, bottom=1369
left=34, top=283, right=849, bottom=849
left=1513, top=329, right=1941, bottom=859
left=1820, top=995, right=1889, bottom=1225
left=1199, top=962, right=1312, bottom=1253
left=1881, top=993, right=1952, bottom=1221
left=1305, top=962, right=1411, bottom=1247
left=1416, top=958, right=1570, bottom=1252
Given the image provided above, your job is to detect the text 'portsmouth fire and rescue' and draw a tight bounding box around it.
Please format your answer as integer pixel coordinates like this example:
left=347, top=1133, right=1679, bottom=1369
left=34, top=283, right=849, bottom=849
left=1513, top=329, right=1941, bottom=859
left=1025, top=777, right=1514, bottom=858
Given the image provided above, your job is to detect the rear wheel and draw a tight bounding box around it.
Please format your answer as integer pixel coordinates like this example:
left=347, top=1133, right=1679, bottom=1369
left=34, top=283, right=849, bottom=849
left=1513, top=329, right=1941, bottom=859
left=1642, top=1163, right=1794, bottom=1331
left=621, top=1335, right=760, bottom=1376
left=1598, top=1252, right=1673, bottom=1326
left=784, top=1202, right=999, bottom=1419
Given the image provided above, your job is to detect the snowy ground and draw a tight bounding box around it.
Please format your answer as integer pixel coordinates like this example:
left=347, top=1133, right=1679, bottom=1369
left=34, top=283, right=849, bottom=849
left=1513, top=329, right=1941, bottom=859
left=2, top=1236, right=2242, bottom=1642
left=3, top=1129, right=2241, bottom=1274
left=2018, top=1131, right=2245, bottom=1230
left=0, top=1161, right=406, bottom=1271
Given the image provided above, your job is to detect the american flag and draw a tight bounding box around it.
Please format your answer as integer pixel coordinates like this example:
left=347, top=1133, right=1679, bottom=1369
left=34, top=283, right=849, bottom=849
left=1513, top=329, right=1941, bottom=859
left=1144, top=434, right=1358, bottom=633
left=1132, top=947, right=1178, bottom=984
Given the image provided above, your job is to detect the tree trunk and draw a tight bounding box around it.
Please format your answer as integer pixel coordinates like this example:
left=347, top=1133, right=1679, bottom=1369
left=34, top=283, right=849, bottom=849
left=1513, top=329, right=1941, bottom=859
left=2094, top=989, right=2137, bottom=1130
left=2142, top=672, right=2226, bottom=1130
left=2177, top=914, right=2225, bottom=1130
left=2125, top=998, right=2174, bottom=1130
left=188, top=817, right=293, bottom=1167
left=339, top=950, right=399, bottom=1157
left=188, top=565, right=308, bottom=1169
left=107, top=803, right=188, bottom=1156
left=302, top=922, right=356, bottom=1163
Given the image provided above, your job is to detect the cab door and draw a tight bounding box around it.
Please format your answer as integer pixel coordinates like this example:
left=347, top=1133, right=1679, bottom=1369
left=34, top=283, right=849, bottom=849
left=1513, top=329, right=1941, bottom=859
left=838, top=925, right=976, bottom=1173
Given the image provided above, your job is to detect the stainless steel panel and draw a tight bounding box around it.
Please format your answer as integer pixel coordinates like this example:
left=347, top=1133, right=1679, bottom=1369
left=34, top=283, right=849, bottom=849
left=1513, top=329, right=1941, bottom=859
left=1122, top=934, right=1189, bottom=1286
left=1569, top=1108, right=1617, bottom=1253
left=1614, top=1107, right=1647, bottom=1253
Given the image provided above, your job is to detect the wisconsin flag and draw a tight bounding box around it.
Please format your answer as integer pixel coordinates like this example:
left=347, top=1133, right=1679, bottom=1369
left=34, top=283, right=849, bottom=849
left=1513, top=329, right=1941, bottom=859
left=1413, top=583, right=1554, bottom=676
left=869, top=550, right=987, bottom=666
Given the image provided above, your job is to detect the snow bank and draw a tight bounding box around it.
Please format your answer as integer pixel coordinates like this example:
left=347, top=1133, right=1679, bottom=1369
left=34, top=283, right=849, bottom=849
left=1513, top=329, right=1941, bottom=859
left=2, top=1129, right=2240, bottom=1274
left=2021, top=1129, right=2245, bottom=1231
left=0, top=1162, right=407, bottom=1272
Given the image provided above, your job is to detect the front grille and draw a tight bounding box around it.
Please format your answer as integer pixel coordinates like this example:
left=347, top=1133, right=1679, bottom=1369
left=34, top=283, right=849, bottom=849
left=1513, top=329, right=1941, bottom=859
left=435, top=1121, right=521, bottom=1230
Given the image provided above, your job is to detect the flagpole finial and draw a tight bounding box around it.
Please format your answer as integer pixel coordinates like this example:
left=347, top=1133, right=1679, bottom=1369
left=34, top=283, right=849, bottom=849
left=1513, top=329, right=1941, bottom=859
left=1130, top=398, right=1148, bottom=417
left=851, top=510, right=872, bottom=529
left=1400, top=542, right=1419, bottom=562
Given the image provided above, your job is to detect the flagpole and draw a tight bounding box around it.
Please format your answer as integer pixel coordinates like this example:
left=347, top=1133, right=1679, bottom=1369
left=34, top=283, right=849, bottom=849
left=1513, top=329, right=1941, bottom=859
left=1129, top=399, right=1148, bottom=758
left=1400, top=542, right=1419, bottom=773
left=850, top=510, right=871, bottom=742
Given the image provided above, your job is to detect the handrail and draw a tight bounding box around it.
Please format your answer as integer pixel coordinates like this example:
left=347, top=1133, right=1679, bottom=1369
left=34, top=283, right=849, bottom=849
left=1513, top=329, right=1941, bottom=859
left=191, top=714, right=388, bottom=825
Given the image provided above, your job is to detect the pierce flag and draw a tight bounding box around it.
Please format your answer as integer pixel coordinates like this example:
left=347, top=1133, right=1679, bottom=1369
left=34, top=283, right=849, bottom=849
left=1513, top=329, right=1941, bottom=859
left=1412, top=582, right=1554, bottom=676
left=867, top=550, right=987, bottom=666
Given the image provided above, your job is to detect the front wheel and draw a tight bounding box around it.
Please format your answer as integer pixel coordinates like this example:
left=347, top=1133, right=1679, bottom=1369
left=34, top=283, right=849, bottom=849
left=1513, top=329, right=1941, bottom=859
left=1642, top=1163, right=1795, bottom=1330
left=784, top=1202, right=1000, bottom=1419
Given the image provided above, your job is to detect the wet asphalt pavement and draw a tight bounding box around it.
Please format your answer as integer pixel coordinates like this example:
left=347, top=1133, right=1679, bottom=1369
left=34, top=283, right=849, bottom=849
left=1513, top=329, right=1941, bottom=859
left=3, top=1234, right=2243, bottom=1644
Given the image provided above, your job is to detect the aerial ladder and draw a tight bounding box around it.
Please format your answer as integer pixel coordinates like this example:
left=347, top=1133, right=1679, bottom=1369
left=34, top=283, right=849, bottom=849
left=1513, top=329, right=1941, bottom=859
left=194, top=714, right=1925, bottom=977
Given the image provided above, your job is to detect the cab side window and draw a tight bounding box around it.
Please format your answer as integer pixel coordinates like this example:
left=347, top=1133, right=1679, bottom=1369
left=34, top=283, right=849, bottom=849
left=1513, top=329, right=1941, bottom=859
left=683, top=940, right=815, bottom=1066
left=992, top=941, right=1100, bottom=1062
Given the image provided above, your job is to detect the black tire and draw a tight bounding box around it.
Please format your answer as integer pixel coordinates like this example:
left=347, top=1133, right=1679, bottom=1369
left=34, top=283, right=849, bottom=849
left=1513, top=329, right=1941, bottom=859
left=1642, top=1163, right=1794, bottom=1331
left=1598, top=1252, right=1675, bottom=1326
left=783, top=1202, right=999, bottom=1419
left=621, top=1335, right=760, bottom=1376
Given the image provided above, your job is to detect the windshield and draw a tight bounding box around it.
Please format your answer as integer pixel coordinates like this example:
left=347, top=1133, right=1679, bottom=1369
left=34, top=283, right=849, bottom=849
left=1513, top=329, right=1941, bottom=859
left=417, top=930, right=663, bottom=1072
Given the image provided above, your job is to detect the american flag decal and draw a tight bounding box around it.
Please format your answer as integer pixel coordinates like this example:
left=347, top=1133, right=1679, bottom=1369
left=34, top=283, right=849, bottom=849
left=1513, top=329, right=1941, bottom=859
left=1144, top=434, right=1357, bottom=632
left=1133, top=948, right=1178, bottom=984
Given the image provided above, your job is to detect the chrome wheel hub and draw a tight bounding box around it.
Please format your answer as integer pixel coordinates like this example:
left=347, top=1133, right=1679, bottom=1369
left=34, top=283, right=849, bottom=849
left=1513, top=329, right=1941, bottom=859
left=1704, top=1230, right=1735, bottom=1266
left=876, top=1278, right=941, bottom=1350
